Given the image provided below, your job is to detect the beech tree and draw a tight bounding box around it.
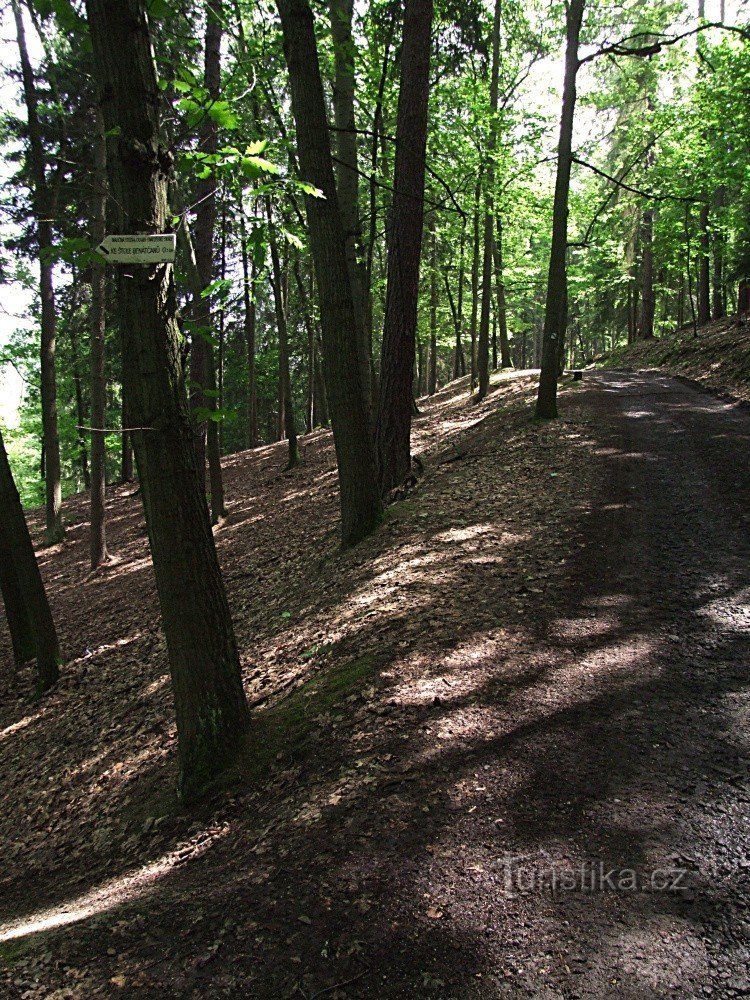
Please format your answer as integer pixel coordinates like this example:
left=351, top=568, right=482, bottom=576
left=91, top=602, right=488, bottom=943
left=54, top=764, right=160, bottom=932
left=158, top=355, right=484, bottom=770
left=84, top=0, right=250, bottom=800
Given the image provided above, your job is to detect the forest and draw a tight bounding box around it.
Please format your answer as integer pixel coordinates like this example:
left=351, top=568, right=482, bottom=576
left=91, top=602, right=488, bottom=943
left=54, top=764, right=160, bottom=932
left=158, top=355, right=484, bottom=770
left=0, top=0, right=749, bottom=996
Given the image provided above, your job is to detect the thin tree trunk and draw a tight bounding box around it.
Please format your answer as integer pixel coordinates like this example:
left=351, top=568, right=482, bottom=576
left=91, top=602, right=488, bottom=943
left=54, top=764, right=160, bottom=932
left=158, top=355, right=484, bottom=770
left=86, top=0, right=250, bottom=801
left=276, top=0, right=382, bottom=544
left=640, top=205, right=655, bottom=338
left=192, top=0, right=226, bottom=523
left=698, top=200, right=711, bottom=324
left=0, top=426, right=60, bottom=692
left=239, top=206, right=259, bottom=448
left=428, top=215, right=438, bottom=395
left=535, top=0, right=584, bottom=418
left=12, top=0, right=63, bottom=543
left=267, top=199, right=299, bottom=468
left=477, top=0, right=501, bottom=400
left=68, top=320, right=90, bottom=489
left=329, top=0, right=371, bottom=421
left=469, top=174, right=481, bottom=391
left=712, top=186, right=725, bottom=319
left=293, top=262, right=316, bottom=433
left=89, top=104, right=109, bottom=567
left=375, top=0, right=434, bottom=493
left=493, top=215, right=512, bottom=367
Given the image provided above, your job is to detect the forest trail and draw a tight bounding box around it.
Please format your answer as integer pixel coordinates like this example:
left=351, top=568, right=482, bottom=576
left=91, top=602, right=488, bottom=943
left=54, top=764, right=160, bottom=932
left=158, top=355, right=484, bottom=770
left=1, top=370, right=749, bottom=998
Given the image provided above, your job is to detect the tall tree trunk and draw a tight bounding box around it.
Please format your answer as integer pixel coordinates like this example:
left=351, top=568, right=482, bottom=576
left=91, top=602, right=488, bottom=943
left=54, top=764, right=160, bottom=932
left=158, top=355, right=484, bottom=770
left=640, top=205, right=655, bottom=338
left=493, top=215, right=512, bottom=367
left=193, top=0, right=226, bottom=523
left=712, top=186, right=725, bottom=319
left=12, top=0, right=63, bottom=544
left=240, top=207, right=259, bottom=448
left=364, top=27, right=393, bottom=392
left=469, top=174, right=481, bottom=391
left=0, top=519, right=35, bottom=669
left=477, top=0, right=501, bottom=400
left=428, top=214, right=438, bottom=395
left=276, top=0, right=382, bottom=545
left=698, top=201, right=711, bottom=324
left=86, top=0, right=250, bottom=801
left=328, top=0, right=371, bottom=421
left=68, top=320, right=91, bottom=489
left=0, top=427, right=60, bottom=692
left=90, top=104, right=109, bottom=568
left=375, top=0, right=434, bottom=493
left=267, top=199, right=299, bottom=467
left=293, top=261, right=316, bottom=433
left=535, top=0, right=584, bottom=419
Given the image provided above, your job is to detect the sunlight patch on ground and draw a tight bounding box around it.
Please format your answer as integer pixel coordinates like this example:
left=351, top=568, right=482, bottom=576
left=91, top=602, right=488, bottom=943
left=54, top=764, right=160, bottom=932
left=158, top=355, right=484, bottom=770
left=0, top=710, right=46, bottom=743
left=0, top=827, right=229, bottom=943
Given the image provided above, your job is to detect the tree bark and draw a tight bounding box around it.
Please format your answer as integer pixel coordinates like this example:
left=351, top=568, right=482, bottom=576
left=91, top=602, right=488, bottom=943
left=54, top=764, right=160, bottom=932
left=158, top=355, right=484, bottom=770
left=267, top=199, right=299, bottom=467
left=89, top=104, right=109, bottom=567
left=276, top=0, right=382, bottom=545
left=11, top=0, right=64, bottom=544
left=68, top=318, right=91, bottom=490
left=640, top=205, right=655, bottom=338
left=698, top=201, right=711, bottom=324
left=469, top=174, right=481, bottom=391
left=477, top=0, right=501, bottom=400
left=85, top=0, right=249, bottom=801
left=493, top=215, right=512, bottom=366
left=240, top=206, right=259, bottom=448
left=375, top=0, right=434, bottom=493
left=535, top=0, right=584, bottom=419
left=328, top=0, right=371, bottom=421
left=0, top=518, right=35, bottom=669
left=428, top=214, right=438, bottom=395
left=0, top=426, right=60, bottom=692
left=712, top=186, right=725, bottom=319
left=192, top=0, right=226, bottom=523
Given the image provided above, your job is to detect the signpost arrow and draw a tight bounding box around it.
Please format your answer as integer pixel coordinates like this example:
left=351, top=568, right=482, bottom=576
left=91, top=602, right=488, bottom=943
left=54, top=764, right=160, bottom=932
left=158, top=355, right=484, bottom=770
left=96, top=233, right=176, bottom=264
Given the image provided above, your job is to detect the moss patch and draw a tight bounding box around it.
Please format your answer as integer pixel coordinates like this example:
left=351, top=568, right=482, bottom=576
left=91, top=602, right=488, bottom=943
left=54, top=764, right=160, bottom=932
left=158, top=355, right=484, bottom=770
left=234, top=654, right=380, bottom=785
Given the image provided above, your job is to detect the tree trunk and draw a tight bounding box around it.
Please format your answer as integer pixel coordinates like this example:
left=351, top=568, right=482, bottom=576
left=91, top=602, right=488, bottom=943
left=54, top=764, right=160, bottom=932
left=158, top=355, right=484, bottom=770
left=12, top=0, right=64, bottom=544
left=276, top=0, right=382, bottom=545
left=535, top=0, right=584, bottom=419
left=0, top=518, right=35, bottom=669
left=0, top=426, right=60, bottom=692
left=328, top=0, right=371, bottom=421
left=469, top=174, right=481, bottom=391
left=239, top=206, right=259, bottom=449
left=712, top=187, right=725, bottom=319
left=68, top=320, right=91, bottom=490
left=640, top=205, right=655, bottom=338
left=193, top=0, right=226, bottom=523
left=267, top=199, right=299, bottom=468
left=89, top=104, right=109, bottom=568
left=698, top=201, right=711, bottom=324
left=493, top=215, right=512, bottom=367
left=85, top=0, right=250, bottom=801
left=375, top=0, right=434, bottom=493
left=428, top=215, right=438, bottom=395
left=477, top=0, right=501, bottom=400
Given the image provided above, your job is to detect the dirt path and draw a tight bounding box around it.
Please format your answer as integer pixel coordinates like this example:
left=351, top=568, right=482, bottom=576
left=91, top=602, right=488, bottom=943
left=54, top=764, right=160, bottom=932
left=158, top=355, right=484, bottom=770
left=1, top=371, right=748, bottom=999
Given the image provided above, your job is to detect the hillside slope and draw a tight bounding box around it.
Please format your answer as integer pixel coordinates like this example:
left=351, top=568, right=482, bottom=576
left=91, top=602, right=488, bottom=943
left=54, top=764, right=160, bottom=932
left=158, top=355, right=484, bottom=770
left=596, top=318, right=750, bottom=402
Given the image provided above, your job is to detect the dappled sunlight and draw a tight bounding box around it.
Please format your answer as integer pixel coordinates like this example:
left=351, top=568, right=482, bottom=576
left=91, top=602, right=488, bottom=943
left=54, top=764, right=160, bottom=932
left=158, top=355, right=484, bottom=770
left=0, top=825, right=229, bottom=944
left=0, top=710, right=47, bottom=744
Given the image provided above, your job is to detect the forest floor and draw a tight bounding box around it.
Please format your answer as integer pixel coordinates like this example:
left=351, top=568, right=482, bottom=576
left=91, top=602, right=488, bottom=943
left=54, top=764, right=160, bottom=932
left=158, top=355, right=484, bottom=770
left=596, top=316, right=750, bottom=403
left=1, top=368, right=749, bottom=999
